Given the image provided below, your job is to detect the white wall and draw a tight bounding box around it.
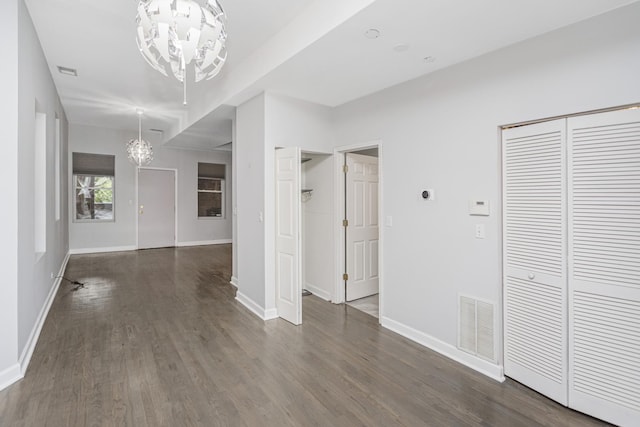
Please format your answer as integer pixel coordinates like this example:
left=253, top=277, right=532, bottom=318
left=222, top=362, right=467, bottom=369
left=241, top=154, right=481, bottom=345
left=18, top=0, right=70, bottom=358
left=333, top=3, right=640, bottom=375
left=235, top=94, right=267, bottom=311
left=69, top=124, right=232, bottom=252
left=0, top=0, right=21, bottom=387
left=0, top=0, right=70, bottom=390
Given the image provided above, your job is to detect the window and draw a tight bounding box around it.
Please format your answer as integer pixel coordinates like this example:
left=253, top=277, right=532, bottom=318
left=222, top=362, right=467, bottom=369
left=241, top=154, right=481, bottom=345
left=198, top=162, right=225, bottom=218
left=72, top=153, right=115, bottom=221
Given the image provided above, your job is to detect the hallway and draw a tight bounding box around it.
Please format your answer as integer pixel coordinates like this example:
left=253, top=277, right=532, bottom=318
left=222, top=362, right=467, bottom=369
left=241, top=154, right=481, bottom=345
left=0, top=245, right=607, bottom=426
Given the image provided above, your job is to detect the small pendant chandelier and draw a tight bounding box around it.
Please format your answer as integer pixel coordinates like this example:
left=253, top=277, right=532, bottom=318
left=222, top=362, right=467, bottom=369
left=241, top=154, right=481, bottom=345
left=127, top=109, right=153, bottom=166
left=136, top=0, right=228, bottom=105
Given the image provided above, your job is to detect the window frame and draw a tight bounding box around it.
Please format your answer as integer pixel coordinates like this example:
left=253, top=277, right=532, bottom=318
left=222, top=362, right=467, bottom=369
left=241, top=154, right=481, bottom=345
left=73, top=173, right=116, bottom=223
left=197, top=176, right=225, bottom=219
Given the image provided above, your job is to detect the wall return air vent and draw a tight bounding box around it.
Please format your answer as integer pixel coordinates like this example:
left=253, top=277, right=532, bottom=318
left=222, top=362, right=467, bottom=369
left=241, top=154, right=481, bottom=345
left=458, top=295, right=495, bottom=362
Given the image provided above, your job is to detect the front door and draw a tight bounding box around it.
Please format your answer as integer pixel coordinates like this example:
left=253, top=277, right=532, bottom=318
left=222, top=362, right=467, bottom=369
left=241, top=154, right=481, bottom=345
left=138, top=168, right=176, bottom=249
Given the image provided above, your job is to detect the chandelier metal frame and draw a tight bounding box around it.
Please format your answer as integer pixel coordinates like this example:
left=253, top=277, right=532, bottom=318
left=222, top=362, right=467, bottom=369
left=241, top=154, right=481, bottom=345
left=136, top=0, right=228, bottom=105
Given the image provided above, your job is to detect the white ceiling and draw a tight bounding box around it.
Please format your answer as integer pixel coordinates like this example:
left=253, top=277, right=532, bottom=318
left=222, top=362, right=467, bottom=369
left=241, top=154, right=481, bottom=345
left=24, top=0, right=639, bottom=151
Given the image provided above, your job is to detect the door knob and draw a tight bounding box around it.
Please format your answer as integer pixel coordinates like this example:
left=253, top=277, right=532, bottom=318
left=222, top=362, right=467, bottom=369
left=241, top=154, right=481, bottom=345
left=139, top=205, right=144, bottom=215
left=528, top=272, right=535, bottom=280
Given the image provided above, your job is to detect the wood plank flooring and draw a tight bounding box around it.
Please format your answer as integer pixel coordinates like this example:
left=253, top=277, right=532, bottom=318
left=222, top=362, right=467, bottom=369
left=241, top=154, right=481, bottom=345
left=0, top=245, right=608, bottom=426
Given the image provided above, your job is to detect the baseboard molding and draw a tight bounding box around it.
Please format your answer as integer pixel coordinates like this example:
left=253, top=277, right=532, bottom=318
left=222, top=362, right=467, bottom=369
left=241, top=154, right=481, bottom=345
left=381, top=316, right=505, bottom=382
left=304, top=283, right=332, bottom=301
left=0, top=364, right=22, bottom=392
left=177, top=239, right=232, bottom=247
left=235, top=291, right=278, bottom=321
left=230, top=276, right=238, bottom=288
left=69, top=245, right=137, bottom=255
left=18, top=252, right=71, bottom=376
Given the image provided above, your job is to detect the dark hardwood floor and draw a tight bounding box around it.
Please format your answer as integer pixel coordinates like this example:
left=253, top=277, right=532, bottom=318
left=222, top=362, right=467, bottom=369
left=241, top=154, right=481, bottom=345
left=0, top=245, right=608, bottom=426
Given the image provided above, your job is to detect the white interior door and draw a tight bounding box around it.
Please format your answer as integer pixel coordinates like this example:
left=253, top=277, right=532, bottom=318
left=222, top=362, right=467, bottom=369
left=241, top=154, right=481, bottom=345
left=275, top=147, right=302, bottom=325
left=345, top=153, right=379, bottom=301
left=567, top=108, right=640, bottom=427
left=138, top=168, right=176, bottom=249
left=502, top=119, right=568, bottom=405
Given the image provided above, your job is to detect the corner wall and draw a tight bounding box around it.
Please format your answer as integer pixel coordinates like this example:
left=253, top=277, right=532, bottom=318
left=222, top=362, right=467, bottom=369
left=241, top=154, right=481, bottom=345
left=333, top=3, right=640, bottom=375
left=234, top=92, right=336, bottom=317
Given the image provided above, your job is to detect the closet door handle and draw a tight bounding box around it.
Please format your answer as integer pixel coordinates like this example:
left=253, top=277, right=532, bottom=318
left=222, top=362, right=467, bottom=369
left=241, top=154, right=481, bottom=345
left=528, top=272, right=535, bottom=280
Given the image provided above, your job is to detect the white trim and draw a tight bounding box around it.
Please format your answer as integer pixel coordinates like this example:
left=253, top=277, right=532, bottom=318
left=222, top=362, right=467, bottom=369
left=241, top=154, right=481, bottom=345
left=176, top=239, right=232, bottom=247
left=304, top=282, right=331, bottom=301
left=0, top=364, right=22, bottom=391
left=235, top=291, right=278, bottom=321
left=137, top=167, right=178, bottom=248
left=381, top=316, right=505, bottom=382
left=333, top=140, right=383, bottom=315
left=230, top=276, right=239, bottom=288
left=19, top=252, right=71, bottom=375
left=69, top=245, right=137, bottom=255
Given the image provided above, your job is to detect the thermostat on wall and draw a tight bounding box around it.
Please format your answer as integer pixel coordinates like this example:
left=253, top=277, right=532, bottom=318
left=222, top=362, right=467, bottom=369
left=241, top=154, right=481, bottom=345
left=469, top=199, right=490, bottom=216
left=421, top=189, right=435, bottom=200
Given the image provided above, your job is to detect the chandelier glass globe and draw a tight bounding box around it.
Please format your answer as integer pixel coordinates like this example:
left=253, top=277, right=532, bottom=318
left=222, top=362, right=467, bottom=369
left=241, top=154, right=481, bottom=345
left=127, top=110, right=153, bottom=167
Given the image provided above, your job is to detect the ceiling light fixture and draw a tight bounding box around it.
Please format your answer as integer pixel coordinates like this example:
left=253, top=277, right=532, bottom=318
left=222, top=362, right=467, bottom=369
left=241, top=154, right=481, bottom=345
left=393, top=43, right=409, bottom=53
left=127, top=109, right=153, bottom=167
left=136, top=0, right=228, bottom=105
left=364, top=29, right=380, bottom=39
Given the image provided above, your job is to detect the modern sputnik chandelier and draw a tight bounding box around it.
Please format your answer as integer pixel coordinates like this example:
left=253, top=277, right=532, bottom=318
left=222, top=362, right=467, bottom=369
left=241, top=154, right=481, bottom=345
left=127, top=109, right=154, bottom=166
left=136, top=0, right=228, bottom=105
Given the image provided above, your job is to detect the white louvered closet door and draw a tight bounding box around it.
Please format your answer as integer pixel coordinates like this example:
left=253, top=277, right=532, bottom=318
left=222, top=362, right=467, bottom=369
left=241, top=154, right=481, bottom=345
left=567, top=109, right=640, bottom=427
left=503, top=119, right=568, bottom=405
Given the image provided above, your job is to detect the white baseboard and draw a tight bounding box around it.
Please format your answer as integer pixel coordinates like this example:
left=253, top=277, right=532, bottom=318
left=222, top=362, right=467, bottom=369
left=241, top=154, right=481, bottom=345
left=0, top=363, right=22, bottom=392
left=69, top=245, right=137, bottom=255
left=235, top=291, right=278, bottom=321
left=381, top=316, right=505, bottom=382
left=177, top=239, right=232, bottom=247
left=264, top=308, right=278, bottom=320
left=230, top=276, right=238, bottom=288
left=304, top=282, right=332, bottom=301
left=18, top=252, right=71, bottom=376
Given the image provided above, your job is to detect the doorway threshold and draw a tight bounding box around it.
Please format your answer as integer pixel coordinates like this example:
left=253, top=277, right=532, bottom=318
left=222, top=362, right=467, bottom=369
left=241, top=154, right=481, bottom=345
left=346, top=294, right=379, bottom=318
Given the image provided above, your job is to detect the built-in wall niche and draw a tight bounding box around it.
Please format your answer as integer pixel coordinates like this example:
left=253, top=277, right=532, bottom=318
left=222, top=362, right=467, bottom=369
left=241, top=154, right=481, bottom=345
left=198, top=162, right=225, bottom=218
left=34, top=109, right=47, bottom=254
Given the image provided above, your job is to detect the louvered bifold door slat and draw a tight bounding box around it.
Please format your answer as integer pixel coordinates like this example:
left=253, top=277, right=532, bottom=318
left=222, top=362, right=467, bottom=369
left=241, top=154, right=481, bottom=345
left=503, top=119, right=568, bottom=405
left=568, top=108, right=640, bottom=427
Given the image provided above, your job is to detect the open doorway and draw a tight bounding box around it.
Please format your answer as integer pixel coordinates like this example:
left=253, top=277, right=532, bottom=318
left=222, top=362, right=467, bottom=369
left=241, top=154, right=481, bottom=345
left=334, top=143, right=383, bottom=320
left=274, top=148, right=333, bottom=325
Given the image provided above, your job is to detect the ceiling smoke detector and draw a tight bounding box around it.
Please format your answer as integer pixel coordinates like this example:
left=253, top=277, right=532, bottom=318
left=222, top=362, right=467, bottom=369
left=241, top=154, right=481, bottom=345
left=57, top=66, right=78, bottom=77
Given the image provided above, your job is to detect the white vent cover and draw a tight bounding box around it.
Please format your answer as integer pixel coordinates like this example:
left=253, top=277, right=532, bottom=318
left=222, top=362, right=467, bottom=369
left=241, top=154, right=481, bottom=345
left=458, top=295, right=495, bottom=361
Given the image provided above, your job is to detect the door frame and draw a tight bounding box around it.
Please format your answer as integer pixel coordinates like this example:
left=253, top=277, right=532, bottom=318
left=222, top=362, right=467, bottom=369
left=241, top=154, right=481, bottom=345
left=333, top=140, right=384, bottom=316
left=136, top=167, right=178, bottom=249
